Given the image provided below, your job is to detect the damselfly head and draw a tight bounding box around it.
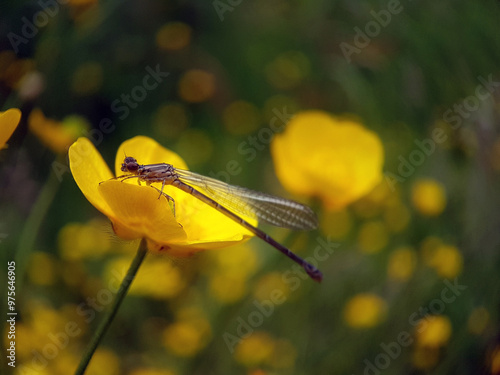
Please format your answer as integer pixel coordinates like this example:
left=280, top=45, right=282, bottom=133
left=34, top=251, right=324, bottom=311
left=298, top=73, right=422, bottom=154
left=122, top=157, right=140, bottom=173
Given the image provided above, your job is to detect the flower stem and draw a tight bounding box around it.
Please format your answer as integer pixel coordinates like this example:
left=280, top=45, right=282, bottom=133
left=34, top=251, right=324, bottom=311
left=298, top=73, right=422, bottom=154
left=74, top=238, right=148, bottom=375
left=16, top=154, right=63, bottom=294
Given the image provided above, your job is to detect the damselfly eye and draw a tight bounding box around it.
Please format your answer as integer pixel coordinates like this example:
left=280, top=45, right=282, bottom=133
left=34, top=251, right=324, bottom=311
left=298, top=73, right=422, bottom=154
left=122, top=157, right=139, bottom=172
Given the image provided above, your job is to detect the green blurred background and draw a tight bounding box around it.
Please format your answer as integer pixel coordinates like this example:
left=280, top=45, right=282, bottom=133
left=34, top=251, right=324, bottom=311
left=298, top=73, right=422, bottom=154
left=1, top=0, right=500, bottom=374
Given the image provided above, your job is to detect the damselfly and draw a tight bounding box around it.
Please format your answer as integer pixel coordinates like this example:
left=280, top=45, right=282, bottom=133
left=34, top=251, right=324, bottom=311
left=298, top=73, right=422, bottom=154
left=113, top=157, right=323, bottom=282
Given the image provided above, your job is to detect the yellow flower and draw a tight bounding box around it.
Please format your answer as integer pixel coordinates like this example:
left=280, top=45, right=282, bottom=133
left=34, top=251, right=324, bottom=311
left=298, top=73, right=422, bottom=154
left=27, top=251, right=58, bottom=286
left=343, top=293, right=387, bottom=328
left=85, top=348, right=120, bottom=375
left=29, top=108, right=89, bottom=153
left=130, top=369, right=176, bottom=375
left=411, top=178, right=446, bottom=216
left=0, top=108, right=21, bottom=149
left=178, top=69, right=215, bottom=103
left=209, top=273, right=248, bottom=303
left=491, top=345, right=500, bottom=374
left=234, top=331, right=275, bottom=367
left=415, top=315, right=452, bottom=348
left=271, top=111, right=384, bottom=209
left=467, top=306, right=489, bottom=335
left=424, top=244, right=463, bottom=278
left=387, top=246, right=417, bottom=281
left=162, top=310, right=211, bottom=357
left=105, top=256, right=185, bottom=299
left=69, top=136, right=255, bottom=256
left=156, top=22, right=192, bottom=51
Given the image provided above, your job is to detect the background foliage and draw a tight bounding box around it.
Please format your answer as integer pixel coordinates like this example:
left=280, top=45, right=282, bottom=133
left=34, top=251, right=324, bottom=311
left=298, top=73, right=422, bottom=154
left=1, top=0, right=500, bottom=374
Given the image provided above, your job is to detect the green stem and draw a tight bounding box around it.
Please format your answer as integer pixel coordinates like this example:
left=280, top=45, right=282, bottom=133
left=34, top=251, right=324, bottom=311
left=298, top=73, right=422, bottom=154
left=16, top=154, right=63, bottom=294
left=74, top=238, right=148, bottom=375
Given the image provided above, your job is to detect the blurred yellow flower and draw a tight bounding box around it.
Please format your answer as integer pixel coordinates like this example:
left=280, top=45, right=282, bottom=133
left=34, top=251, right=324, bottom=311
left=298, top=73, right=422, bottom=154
left=491, top=345, right=500, bottom=374
left=467, top=306, right=489, bottom=335
left=253, top=272, right=291, bottom=302
left=387, top=246, right=417, bottom=281
left=271, top=111, right=384, bottom=209
left=156, top=22, right=192, bottom=51
left=85, top=348, right=120, bottom=375
left=412, top=346, right=440, bottom=370
left=343, top=293, right=387, bottom=328
left=209, top=273, right=248, bottom=303
left=415, top=315, right=452, bottom=348
left=58, top=219, right=118, bottom=260
left=130, top=369, right=176, bottom=375
left=411, top=179, right=446, bottom=216
left=105, top=256, right=185, bottom=299
left=27, top=251, right=58, bottom=286
left=15, top=301, right=87, bottom=369
left=69, top=136, right=256, bottom=256
left=425, top=244, right=463, bottom=278
left=162, top=310, right=211, bottom=357
left=29, top=108, right=89, bottom=153
left=234, top=331, right=275, bottom=367
left=52, top=351, right=79, bottom=375
left=357, top=220, right=389, bottom=253
left=203, top=243, right=258, bottom=278
left=178, top=69, right=216, bottom=103
left=0, top=108, right=21, bottom=149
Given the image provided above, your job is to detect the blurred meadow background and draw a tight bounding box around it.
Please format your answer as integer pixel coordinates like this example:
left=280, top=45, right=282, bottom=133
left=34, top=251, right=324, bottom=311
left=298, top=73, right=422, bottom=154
left=1, top=0, right=500, bottom=374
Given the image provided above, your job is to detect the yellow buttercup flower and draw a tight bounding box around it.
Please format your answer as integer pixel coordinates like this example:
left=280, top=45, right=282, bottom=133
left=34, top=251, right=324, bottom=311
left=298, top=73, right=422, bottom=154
left=387, top=246, right=417, bottom=281
left=105, top=256, right=186, bottom=299
left=411, top=178, right=446, bottom=216
left=271, top=111, right=384, bottom=209
left=29, top=108, right=89, bottom=153
left=415, top=315, right=452, bottom=348
left=0, top=108, right=21, bottom=149
left=69, top=136, right=256, bottom=256
left=162, top=309, right=212, bottom=357
left=234, top=331, right=275, bottom=367
left=343, top=293, right=387, bottom=328
left=425, top=243, right=463, bottom=278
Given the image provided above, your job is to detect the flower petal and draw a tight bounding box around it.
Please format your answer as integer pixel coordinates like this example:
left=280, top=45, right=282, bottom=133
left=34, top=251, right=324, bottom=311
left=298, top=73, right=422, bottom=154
left=272, top=111, right=384, bottom=209
left=98, top=180, right=187, bottom=243
left=115, top=136, right=256, bottom=248
left=115, top=135, right=188, bottom=175
left=69, top=137, right=115, bottom=218
left=0, top=108, right=21, bottom=148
